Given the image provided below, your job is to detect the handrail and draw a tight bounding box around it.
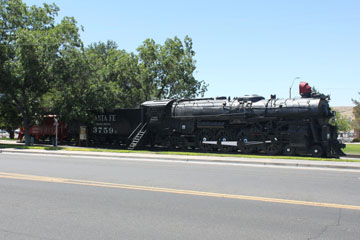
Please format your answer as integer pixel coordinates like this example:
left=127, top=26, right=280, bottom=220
left=128, top=122, right=143, bottom=140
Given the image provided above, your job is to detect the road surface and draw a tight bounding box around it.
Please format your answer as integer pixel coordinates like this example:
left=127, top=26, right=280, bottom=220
left=0, top=152, right=359, bottom=239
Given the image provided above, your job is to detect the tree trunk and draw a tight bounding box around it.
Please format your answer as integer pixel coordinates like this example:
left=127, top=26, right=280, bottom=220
left=9, top=131, right=14, bottom=139
left=5, top=127, right=15, bottom=139
left=23, top=112, right=31, bottom=146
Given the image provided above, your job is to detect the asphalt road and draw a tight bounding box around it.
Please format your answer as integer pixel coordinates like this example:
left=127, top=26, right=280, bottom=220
left=0, top=152, right=359, bottom=239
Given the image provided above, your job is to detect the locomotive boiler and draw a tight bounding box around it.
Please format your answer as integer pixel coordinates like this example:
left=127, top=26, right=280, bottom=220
left=133, top=82, right=345, bottom=157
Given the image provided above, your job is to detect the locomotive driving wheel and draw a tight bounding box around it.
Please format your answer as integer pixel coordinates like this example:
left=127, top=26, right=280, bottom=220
left=236, top=130, right=254, bottom=153
left=310, top=145, right=324, bottom=158
left=264, top=144, right=282, bottom=155
left=215, top=129, right=232, bottom=152
left=179, top=136, right=188, bottom=150
left=240, top=145, right=256, bottom=154
left=169, top=136, right=179, bottom=150
left=199, top=129, right=215, bottom=152
left=236, top=130, right=247, bottom=145
left=283, top=145, right=296, bottom=156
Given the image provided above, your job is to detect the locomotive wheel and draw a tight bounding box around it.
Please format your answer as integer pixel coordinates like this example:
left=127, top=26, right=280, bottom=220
left=179, top=137, right=188, bottom=150
left=216, top=130, right=232, bottom=152
left=239, top=145, right=256, bottom=154
left=310, top=145, right=324, bottom=158
left=283, top=145, right=296, bottom=156
left=236, top=130, right=248, bottom=150
left=265, top=144, right=282, bottom=155
left=199, top=129, right=215, bottom=152
left=236, top=130, right=246, bottom=141
left=169, top=136, right=178, bottom=150
left=170, top=136, right=186, bottom=150
left=236, top=130, right=255, bottom=153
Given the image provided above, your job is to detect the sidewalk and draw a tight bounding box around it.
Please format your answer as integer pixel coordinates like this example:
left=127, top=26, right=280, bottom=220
left=1, top=145, right=360, bottom=171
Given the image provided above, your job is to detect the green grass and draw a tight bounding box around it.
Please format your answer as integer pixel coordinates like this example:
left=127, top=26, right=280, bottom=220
left=149, top=150, right=360, bottom=162
left=343, top=143, right=360, bottom=155
left=1, top=142, right=360, bottom=163
left=0, top=138, right=17, bottom=141
left=0, top=144, right=63, bottom=151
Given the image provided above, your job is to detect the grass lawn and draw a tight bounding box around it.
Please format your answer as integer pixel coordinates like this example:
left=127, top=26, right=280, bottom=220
left=343, top=143, right=360, bottom=155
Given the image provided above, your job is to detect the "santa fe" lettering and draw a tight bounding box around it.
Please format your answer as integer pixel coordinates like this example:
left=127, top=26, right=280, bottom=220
left=96, top=114, right=116, bottom=122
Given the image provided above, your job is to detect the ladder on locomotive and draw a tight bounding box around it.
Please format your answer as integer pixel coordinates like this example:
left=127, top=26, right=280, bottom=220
left=128, top=122, right=148, bottom=150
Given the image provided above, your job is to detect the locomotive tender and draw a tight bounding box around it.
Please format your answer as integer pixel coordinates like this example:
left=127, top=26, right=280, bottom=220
left=88, top=109, right=141, bottom=146
left=134, top=82, right=345, bottom=157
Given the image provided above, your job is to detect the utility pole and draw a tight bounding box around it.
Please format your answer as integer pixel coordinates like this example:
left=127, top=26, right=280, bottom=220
left=54, top=117, right=58, bottom=147
left=289, top=77, right=300, bottom=98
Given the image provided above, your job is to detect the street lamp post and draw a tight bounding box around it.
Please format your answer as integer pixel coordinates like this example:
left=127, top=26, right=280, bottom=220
left=54, top=117, right=58, bottom=147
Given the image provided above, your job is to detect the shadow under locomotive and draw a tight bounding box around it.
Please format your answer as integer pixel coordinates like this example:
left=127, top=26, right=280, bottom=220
left=84, top=82, right=345, bottom=158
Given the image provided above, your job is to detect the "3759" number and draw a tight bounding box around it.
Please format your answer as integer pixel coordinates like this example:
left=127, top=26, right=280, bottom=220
left=92, top=127, right=114, bottom=134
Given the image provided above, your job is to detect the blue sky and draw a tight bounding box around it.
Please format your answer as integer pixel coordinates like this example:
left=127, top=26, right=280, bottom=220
left=24, top=0, right=360, bottom=106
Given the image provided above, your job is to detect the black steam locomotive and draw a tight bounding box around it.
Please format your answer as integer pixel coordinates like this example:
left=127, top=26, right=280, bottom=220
left=123, top=83, right=345, bottom=157
left=85, top=82, right=345, bottom=158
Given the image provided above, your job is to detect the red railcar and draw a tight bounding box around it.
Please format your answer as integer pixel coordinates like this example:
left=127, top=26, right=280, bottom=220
left=18, top=116, right=68, bottom=143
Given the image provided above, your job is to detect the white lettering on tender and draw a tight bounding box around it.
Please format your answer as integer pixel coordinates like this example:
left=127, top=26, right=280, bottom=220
left=96, top=114, right=116, bottom=122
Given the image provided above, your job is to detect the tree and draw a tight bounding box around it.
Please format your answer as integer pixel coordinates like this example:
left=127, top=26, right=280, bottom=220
left=137, top=39, right=158, bottom=101
left=312, top=86, right=319, bottom=94
left=0, top=95, right=22, bottom=138
left=137, top=36, right=208, bottom=100
left=333, top=112, right=351, bottom=132
left=42, top=47, right=95, bottom=123
left=1, top=1, right=208, bottom=146
left=0, top=0, right=82, bottom=145
left=86, top=41, right=143, bottom=108
left=45, top=40, right=145, bottom=124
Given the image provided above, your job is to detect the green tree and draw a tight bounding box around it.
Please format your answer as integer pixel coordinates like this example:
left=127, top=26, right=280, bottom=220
left=86, top=41, right=143, bottom=108
left=137, top=36, right=208, bottom=100
left=0, top=0, right=82, bottom=145
left=137, top=39, right=158, bottom=101
left=42, top=47, right=95, bottom=123
left=334, top=111, right=351, bottom=132
left=46, top=40, right=145, bottom=123
left=0, top=95, right=22, bottom=138
left=312, top=86, right=319, bottom=94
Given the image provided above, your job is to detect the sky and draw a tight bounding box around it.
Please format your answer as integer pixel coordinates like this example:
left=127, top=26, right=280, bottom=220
left=24, top=0, right=360, bottom=106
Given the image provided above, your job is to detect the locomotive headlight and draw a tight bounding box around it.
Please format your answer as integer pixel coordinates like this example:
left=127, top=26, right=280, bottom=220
left=327, top=133, right=330, bottom=140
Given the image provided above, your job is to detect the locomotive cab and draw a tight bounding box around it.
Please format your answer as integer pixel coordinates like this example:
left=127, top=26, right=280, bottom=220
left=141, top=99, right=175, bottom=126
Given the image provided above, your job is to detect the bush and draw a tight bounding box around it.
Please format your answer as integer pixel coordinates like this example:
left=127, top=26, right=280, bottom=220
left=352, top=138, right=360, bottom=143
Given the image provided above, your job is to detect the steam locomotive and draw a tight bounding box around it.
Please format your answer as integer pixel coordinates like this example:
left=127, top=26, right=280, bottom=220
left=134, top=82, right=345, bottom=157
left=19, top=82, right=345, bottom=157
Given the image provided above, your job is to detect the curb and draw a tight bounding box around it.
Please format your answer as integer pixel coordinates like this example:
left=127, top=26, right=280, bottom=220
left=2, top=148, right=360, bottom=171
left=345, top=154, right=360, bottom=159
